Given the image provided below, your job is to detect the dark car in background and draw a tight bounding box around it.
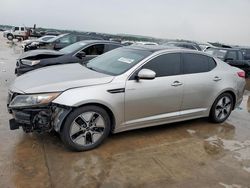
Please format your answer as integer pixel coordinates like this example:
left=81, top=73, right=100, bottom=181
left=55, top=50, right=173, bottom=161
left=163, top=41, right=202, bottom=51
left=23, top=33, right=103, bottom=51
left=15, top=40, right=123, bottom=75
left=204, top=47, right=250, bottom=77
left=238, top=48, right=250, bottom=60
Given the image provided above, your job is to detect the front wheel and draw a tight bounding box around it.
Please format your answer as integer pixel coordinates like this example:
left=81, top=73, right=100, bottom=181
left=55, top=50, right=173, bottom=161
left=60, top=105, right=111, bottom=151
left=209, top=93, right=233, bottom=123
left=7, top=34, right=14, bottom=40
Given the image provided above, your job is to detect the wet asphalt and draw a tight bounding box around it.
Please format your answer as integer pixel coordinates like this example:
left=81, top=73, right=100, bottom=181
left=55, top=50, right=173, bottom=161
left=0, top=32, right=250, bottom=188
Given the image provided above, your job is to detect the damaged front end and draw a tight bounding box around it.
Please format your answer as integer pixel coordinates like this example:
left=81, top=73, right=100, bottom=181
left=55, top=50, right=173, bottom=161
left=7, top=92, right=71, bottom=133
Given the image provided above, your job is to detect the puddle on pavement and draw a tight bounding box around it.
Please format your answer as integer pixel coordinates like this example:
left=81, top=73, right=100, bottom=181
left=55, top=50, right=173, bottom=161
left=219, top=182, right=246, bottom=188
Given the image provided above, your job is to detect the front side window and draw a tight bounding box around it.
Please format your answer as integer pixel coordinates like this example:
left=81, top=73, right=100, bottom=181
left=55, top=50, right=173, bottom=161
left=238, top=51, right=243, bottom=60
left=227, top=51, right=237, bottom=60
left=14, top=27, right=19, bottom=31
left=143, top=53, right=181, bottom=77
left=83, top=44, right=105, bottom=55
left=86, top=48, right=152, bottom=75
left=182, top=53, right=215, bottom=74
left=21, top=27, right=24, bottom=31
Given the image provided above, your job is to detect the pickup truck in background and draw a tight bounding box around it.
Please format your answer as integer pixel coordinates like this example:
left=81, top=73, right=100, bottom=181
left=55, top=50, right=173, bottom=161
left=3, top=26, right=29, bottom=40
left=204, top=47, right=250, bottom=77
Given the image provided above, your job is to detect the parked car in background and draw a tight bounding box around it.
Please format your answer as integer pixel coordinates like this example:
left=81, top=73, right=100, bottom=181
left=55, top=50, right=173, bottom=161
left=21, top=35, right=56, bottom=49
left=15, top=40, right=123, bottom=75
left=134, top=41, right=158, bottom=46
left=238, top=47, right=250, bottom=60
left=24, top=33, right=103, bottom=51
left=197, top=42, right=215, bottom=51
left=204, top=47, right=250, bottom=77
left=8, top=46, right=245, bottom=151
left=163, top=41, right=202, bottom=51
left=3, top=26, right=29, bottom=40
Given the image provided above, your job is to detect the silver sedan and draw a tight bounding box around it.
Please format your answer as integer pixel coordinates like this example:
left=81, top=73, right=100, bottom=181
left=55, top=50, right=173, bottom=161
left=8, top=46, right=246, bottom=151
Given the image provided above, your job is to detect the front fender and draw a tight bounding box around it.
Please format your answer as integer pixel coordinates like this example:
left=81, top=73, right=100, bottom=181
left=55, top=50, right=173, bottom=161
left=53, top=83, right=125, bottom=127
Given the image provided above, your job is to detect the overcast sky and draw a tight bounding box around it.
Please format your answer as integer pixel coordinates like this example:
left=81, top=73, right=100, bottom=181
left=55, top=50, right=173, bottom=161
left=0, top=0, right=250, bottom=45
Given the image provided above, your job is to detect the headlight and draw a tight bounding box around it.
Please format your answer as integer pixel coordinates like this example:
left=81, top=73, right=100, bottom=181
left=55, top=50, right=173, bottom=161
left=9, top=93, right=60, bottom=108
left=21, top=59, right=40, bottom=66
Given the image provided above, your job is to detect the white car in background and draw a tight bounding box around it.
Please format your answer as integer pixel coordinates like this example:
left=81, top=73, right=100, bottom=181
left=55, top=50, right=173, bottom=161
left=21, top=35, right=56, bottom=48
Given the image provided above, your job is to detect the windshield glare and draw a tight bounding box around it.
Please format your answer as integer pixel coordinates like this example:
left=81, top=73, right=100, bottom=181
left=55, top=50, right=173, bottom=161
left=59, top=42, right=87, bottom=54
left=86, top=48, right=152, bottom=75
left=205, top=48, right=227, bottom=59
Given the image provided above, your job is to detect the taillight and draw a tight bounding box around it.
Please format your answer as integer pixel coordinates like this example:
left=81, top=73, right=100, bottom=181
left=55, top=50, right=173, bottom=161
left=237, top=71, right=245, bottom=78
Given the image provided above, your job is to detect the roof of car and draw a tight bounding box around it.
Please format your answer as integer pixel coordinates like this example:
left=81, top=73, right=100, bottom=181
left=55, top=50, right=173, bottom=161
left=74, top=40, right=123, bottom=45
left=207, top=47, right=240, bottom=51
left=124, top=44, right=180, bottom=52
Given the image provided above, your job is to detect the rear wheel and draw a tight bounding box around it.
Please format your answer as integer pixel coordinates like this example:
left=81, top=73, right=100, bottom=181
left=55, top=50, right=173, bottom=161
left=60, top=105, right=111, bottom=151
left=210, top=93, right=233, bottom=123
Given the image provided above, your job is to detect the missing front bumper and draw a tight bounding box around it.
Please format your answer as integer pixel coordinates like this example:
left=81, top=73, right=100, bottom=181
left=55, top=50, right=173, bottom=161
left=9, top=104, right=71, bottom=133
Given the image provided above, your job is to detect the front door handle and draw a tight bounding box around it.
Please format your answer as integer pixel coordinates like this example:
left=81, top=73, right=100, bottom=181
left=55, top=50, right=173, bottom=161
left=213, top=76, right=222, bottom=82
left=171, top=81, right=183, bottom=87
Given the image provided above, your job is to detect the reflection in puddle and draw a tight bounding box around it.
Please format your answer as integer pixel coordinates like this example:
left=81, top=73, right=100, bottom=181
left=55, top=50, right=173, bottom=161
left=219, top=182, right=244, bottom=188
left=204, top=136, right=250, bottom=162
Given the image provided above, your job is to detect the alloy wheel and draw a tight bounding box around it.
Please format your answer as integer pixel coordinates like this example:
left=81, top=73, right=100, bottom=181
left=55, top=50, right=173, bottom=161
left=215, top=96, right=232, bottom=120
left=70, top=111, right=105, bottom=146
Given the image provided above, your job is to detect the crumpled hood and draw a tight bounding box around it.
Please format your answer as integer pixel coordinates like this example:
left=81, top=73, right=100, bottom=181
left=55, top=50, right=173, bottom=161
left=10, top=63, right=114, bottom=93
left=19, top=49, right=64, bottom=59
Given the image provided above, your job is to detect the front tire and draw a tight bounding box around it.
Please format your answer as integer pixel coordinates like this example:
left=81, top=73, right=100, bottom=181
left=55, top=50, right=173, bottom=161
left=7, top=34, right=14, bottom=40
left=209, top=93, right=233, bottom=123
left=60, top=105, right=111, bottom=151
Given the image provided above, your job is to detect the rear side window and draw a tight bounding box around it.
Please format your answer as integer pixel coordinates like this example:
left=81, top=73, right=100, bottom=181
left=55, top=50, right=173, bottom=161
left=14, top=27, right=19, bottom=31
left=182, top=53, right=216, bottom=74
left=21, top=27, right=24, bottom=31
left=143, top=53, right=181, bottom=77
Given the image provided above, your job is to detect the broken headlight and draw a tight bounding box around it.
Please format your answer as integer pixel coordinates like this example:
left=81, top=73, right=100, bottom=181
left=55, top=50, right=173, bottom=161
left=21, top=60, right=40, bottom=66
left=9, top=93, right=60, bottom=108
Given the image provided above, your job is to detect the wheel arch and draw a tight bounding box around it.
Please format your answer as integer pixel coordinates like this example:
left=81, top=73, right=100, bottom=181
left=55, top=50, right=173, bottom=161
left=59, top=102, right=116, bottom=133
left=210, top=89, right=237, bottom=114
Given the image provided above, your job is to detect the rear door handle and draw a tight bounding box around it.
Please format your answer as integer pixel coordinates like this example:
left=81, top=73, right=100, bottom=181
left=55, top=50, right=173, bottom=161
left=213, top=76, right=222, bottom=82
left=171, top=81, right=183, bottom=87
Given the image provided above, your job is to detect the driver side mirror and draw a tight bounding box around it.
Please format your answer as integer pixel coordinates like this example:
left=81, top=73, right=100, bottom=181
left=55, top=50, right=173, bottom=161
left=136, top=69, right=156, bottom=80
left=76, top=51, right=86, bottom=59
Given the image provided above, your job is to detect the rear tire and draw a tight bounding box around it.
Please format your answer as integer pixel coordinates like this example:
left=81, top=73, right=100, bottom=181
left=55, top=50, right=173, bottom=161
left=209, top=93, right=233, bottom=123
left=60, top=105, right=111, bottom=151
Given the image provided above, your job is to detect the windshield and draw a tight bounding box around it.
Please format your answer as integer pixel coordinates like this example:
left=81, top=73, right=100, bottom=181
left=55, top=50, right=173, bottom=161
left=205, top=48, right=227, bottom=59
left=86, top=48, right=152, bottom=75
left=46, top=34, right=67, bottom=42
left=59, top=42, right=87, bottom=54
